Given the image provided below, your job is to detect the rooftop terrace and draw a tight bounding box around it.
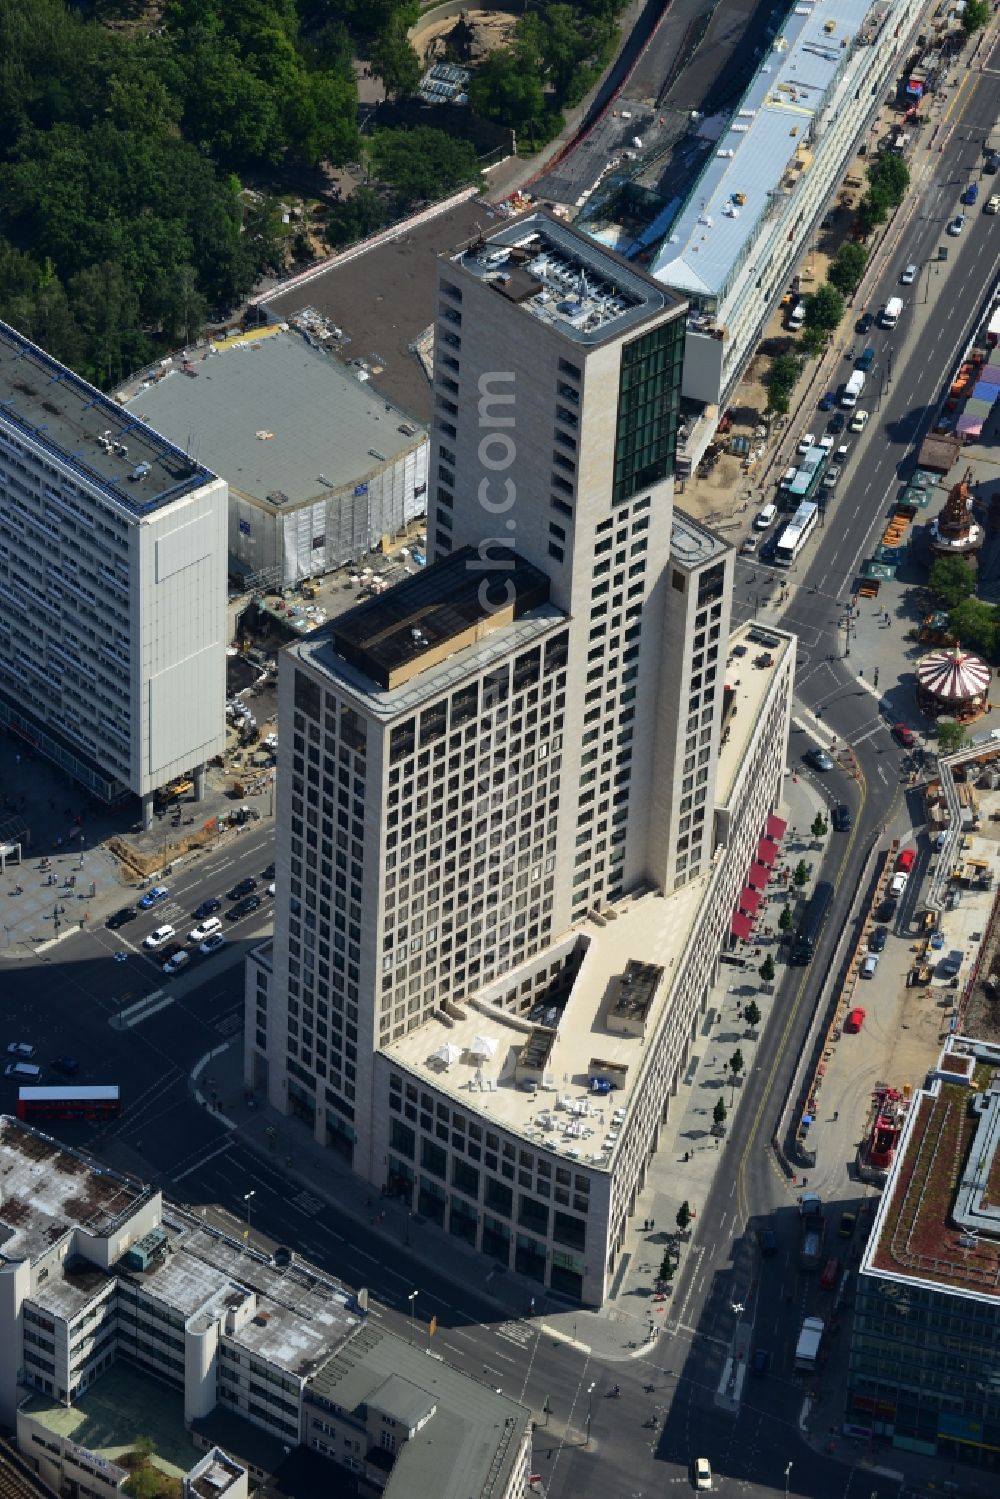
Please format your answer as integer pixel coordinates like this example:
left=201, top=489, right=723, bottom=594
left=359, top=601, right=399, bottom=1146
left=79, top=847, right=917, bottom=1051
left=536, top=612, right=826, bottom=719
left=0, top=321, right=213, bottom=514
left=123, top=328, right=423, bottom=511
left=384, top=879, right=709, bottom=1163
left=455, top=213, right=677, bottom=344
left=329, top=544, right=551, bottom=689
left=0, top=1119, right=150, bottom=1265
left=865, top=1038, right=1000, bottom=1301
left=651, top=0, right=891, bottom=302
left=715, top=621, right=794, bottom=807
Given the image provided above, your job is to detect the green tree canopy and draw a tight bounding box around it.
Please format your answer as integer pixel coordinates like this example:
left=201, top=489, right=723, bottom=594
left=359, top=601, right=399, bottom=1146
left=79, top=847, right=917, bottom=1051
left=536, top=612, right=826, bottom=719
left=759, top=953, right=776, bottom=983
left=936, top=720, right=968, bottom=754
left=713, top=1097, right=727, bottom=1126
left=778, top=903, right=793, bottom=932
left=805, top=283, right=845, bottom=332
left=369, top=20, right=422, bottom=99
left=676, top=1200, right=691, bottom=1231
left=800, top=325, right=827, bottom=358
left=325, top=186, right=389, bottom=249
left=827, top=242, right=868, bottom=296
left=928, top=553, right=976, bottom=609
left=948, top=595, right=999, bottom=658
left=961, top=0, right=990, bottom=35
left=469, top=48, right=549, bottom=132
left=867, top=153, right=909, bottom=207
left=744, top=999, right=761, bottom=1028
left=371, top=127, right=481, bottom=206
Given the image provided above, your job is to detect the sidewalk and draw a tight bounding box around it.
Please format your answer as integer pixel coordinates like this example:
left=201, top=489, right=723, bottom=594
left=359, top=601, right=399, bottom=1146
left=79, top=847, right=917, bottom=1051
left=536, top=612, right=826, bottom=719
left=195, top=770, right=834, bottom=1362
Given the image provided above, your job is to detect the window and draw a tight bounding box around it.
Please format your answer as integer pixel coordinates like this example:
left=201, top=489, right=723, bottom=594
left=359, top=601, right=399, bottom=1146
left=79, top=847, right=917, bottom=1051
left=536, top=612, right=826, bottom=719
left=612, top=318, right=683, bottom=504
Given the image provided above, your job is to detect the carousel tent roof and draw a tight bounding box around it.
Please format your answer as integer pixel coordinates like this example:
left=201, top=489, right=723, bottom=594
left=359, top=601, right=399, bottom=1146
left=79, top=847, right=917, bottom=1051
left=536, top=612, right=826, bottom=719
left=917, top=647, right=991, bottom=702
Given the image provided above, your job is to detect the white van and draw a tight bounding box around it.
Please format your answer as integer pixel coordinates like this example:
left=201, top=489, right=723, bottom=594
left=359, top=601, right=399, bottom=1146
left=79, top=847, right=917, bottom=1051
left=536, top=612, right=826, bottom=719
left=880, top=296, right=903, bottom=329
left=755, top=503, right=778, bottom=530
left=840, top=371, right=866, bottom=408
left=788, top=301, right=806, bottom=331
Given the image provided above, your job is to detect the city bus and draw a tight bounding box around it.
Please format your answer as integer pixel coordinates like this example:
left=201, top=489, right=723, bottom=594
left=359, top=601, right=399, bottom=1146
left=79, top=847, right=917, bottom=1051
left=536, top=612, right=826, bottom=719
left=775, top=501, right=819, bottom=567
left=790, top=881, right=834, bottom=965
left=16, top=1086, right=122, bottom=1123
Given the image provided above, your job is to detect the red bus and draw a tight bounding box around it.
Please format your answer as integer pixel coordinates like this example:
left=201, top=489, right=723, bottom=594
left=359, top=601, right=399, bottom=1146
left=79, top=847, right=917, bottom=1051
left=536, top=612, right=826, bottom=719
left=17, top=1086, right=122, bottom=1122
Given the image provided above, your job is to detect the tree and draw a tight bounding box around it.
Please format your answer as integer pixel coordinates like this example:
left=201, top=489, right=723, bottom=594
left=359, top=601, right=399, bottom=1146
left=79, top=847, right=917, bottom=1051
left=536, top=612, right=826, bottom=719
left=867, top=154, right=910, bottom=208
left=744, top=999, right=761, bottom=1029
left=370, top=126, right=481, bottom=206
left=659, top=1249, right=674, bottom=1281
left=369, top=21, right=421, bottom=99
left=937, top=720, right=968, bottom=754
left=713, top=1097, right=727, bottom=1127
left=325, top=186, right=388, bottom=249
left=766, top=351, right=801, bottom=414
left=948, top=596, right=999, bottom=658
left=729, top=1050, right=744, bottom=1082
left=799, top=325, right=827, bottom=358
left=962, top=0, right=990, bottom=32
left=793, top=859, right=809, bottom=888
left=928, top=553, right=975, bottom=609
left=676, top=1200, right=691, bottom=1232
left=469, top=48, right=547, bottom=133
left=811, top=812, right=828, bottom=839
left=805, top=283, right=845, bottom=333
left=827, top=242, right=868, bottom=296
left=778, top=903, right=793, bottom=933
left=759, top=953, right=776, bottom=983
left=856, top=192, right=889, bottom=237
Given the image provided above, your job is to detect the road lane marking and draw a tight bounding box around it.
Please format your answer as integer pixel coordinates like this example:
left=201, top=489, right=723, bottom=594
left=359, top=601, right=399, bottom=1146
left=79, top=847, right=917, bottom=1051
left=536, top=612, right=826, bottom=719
left=174, top=1139, right=234, bottom=1182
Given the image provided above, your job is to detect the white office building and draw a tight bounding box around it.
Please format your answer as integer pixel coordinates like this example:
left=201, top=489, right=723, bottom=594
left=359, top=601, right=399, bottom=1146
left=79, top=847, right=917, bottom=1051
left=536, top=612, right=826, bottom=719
left=0, top=1119, right=530, bottom=1499
left=649, top=0, right=925, bottom=446
left=0, top=321, right=227, bottom=817
left=247, top=217, right=795, bottom=1302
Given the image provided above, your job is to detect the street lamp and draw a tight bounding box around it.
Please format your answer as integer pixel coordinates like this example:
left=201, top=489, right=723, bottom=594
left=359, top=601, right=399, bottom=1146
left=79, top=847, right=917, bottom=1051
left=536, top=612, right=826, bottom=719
left=585, top=1382, right=596, bottom=1446
left=408, top=1289, right=418, bottom=1346
left=243, top=1190, right=255, bottom=1242
left=784, top=1461, right=793, bottom=1498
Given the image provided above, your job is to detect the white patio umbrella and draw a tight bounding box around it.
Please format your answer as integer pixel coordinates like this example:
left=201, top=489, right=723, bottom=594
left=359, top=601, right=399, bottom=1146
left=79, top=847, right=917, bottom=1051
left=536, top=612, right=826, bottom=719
left=471, top=1034, right=498, bottom=1059
left=431, top=1043, right=462, bottom=1067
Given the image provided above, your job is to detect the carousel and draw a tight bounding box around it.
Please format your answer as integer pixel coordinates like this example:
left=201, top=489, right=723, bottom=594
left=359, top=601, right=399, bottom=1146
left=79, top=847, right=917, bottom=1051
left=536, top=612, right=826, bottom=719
left=915, top=646, right=991, bottom=722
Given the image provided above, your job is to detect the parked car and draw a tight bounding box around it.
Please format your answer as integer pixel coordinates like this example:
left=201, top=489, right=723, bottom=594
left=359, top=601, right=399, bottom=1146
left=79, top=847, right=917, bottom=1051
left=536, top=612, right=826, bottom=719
left=868, top=926, right=888, bottom=953
left=827, top=412, right=846, bottom=434
left=797, top=433, right=817, bottom=453
left=849, top=408, right=869, bottom=432
left=751, top=1348, right=771, bottom=1375
left=947, top=214, right=965, bottom=235
left=805, top=747, right=834, bottom=772
left=822, top=468, right=840, bottom=490
left=963, top=182, right=978, bottom=206
left=694, top=1458, right=713, bottom=1491
left=139, top=885, right=169, bottom=910
left=832, top=803, right=852, bottom=832
left=900, top=263, right=917, bottom=285
left=889, top=872, right=908, bottom=897
left=893, top=723, right=915, bottom=748
left=163, top=949, right=190, bottom=975
left=106, top=906, right=137, bottom=930
left=144, top=924, right=176, bottom=950
left=192, top=897, right=222, bottom=921
left=986, top=194, right=1000, bottom=215
left=877, top=895, right=898, bottom=923
left=839, top=1212, right=857, bottom=1237
left=818, top=391, right=836, bottom=411
left=262, top=863, right=276, bottom=880
left=897, top=848, right=916, bottom=873
left=189, top=917, right=223, bottom=944
left=855, top=311, right=874, bottom=335
left=855, top=346, right=875, bottom=371
left=860, top=954, right=879, bottom=979
left=6, top=1042, right=35, bottom=1058
left=227, top=877, right=258, bottom=901
left=51, top=1056, right=80, bottom=1077
left=760, top=534, right=779, bottom=564
left=199, top=933, right=227, bottom=956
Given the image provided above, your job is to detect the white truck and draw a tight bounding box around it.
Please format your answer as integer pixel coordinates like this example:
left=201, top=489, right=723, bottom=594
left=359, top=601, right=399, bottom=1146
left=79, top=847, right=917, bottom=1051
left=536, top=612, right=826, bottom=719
left=794, top=1315, right=825, bottom=1372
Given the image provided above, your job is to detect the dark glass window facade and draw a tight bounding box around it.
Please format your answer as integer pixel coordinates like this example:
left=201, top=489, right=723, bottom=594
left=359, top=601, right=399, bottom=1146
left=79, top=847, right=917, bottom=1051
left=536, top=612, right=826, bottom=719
left=612, top=318, right=684, bottom=505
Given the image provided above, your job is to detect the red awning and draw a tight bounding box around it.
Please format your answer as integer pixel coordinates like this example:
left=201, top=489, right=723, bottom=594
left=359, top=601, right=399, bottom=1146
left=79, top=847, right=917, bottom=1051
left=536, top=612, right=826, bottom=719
left=731, top=912, right=754, bottom=941
left=757, top=836, right=779, bottom=865
left=766, top=812, right=788, bottom=840
left=738, top=887, right=762, bottom=914
left=747, top=861, right=770, bottom=889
